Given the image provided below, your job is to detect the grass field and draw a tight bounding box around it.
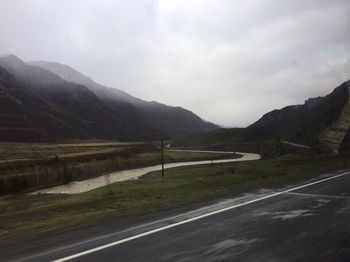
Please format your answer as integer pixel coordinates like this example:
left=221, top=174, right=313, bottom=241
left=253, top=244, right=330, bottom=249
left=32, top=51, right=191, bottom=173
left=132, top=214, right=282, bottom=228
left=0, top=142, right=237, bottom=194
left=1, top=150, right=350, bottom=243
left=0, top=141, right=143, bottom=161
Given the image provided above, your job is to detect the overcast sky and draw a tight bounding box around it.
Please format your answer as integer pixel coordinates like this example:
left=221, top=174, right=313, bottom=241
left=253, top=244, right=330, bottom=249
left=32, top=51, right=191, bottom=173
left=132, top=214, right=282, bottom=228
left=0, top=0, right=349, bottom=127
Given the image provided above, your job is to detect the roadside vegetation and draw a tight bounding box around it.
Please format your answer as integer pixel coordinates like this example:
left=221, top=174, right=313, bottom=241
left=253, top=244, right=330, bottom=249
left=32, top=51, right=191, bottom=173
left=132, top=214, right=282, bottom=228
left=1, top=149, right=350, bottom=243
left=0, top=142, right=236, bottom=194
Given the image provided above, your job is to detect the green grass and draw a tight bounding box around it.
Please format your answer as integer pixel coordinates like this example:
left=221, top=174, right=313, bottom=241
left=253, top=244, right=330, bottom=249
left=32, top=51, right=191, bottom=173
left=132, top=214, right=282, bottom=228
left=1, top=151, right=350, bottom=243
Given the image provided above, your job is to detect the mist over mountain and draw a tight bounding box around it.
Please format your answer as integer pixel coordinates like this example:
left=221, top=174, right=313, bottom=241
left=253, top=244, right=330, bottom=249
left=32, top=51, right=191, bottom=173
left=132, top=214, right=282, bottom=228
left=29, top=60, right=140, bottom=104
left=0, top=55, right=217, bottom=142
left=29, top=59, right=217, bottom=137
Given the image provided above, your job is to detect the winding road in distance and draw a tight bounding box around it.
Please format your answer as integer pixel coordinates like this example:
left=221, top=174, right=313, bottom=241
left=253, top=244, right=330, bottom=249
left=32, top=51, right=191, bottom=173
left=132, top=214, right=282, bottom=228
left=34, top=150, right=261, bottom=194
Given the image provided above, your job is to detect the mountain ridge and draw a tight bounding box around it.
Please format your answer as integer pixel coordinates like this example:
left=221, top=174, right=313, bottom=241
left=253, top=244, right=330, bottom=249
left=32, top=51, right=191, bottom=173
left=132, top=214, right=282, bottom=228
left=28, top=59, right=217, bottom=137
left=0, top=55, right=217, bottom=142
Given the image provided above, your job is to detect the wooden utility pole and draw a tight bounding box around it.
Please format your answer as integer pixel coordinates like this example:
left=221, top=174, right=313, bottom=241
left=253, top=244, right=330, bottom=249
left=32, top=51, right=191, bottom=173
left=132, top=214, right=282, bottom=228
left=276, top=136, right=282, bottom=157
left=161, top=138, right=165, bottom=177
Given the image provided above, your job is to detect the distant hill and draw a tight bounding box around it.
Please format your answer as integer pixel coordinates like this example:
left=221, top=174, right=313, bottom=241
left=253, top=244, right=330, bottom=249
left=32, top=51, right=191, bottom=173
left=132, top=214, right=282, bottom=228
left=174, top=80, right=350, bottom=154
left=0, top=55, right=217, bottom=142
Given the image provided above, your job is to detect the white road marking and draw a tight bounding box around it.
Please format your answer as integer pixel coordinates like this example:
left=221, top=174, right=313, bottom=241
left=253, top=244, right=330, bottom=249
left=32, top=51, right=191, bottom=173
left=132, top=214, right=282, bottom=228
left=53, top=170, right=350, bottom=262
left=285, top=191, right=350, bottom=199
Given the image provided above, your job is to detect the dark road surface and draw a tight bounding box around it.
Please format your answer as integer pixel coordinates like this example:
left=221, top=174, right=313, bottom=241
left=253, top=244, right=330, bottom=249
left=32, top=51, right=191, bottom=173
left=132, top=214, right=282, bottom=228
left=17, top=170, right=350, bottom=262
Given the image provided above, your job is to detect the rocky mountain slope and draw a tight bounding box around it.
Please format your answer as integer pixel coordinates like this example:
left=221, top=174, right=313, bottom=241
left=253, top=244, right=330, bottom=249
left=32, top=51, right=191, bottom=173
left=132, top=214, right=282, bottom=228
left=0, top=55, right=217, bottom=142
left=175, top=80, right=350, bottom=153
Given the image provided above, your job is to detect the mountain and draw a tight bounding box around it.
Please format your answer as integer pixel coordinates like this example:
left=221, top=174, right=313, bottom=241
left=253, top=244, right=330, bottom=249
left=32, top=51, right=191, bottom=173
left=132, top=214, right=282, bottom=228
left=0, top=55, right=217, bottom=142
left=174, top=80, right=350, bottom=153
left=28, top=60, right=217, bottom=139
left=247, top=81, right=350, bottom=146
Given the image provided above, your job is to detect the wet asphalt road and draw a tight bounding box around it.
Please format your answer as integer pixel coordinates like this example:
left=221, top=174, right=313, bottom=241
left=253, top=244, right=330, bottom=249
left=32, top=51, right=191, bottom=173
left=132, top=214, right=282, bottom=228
left=23, top=170, right=350, bottom=262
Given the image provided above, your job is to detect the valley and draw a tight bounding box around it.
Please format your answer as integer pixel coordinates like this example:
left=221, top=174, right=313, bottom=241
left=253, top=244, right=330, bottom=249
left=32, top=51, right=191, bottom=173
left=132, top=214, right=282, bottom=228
left=1, top=1, right=349, bottom=260
left=1, top=56, right=350, bottom=262
left=1, top=55, right=350, bottom=257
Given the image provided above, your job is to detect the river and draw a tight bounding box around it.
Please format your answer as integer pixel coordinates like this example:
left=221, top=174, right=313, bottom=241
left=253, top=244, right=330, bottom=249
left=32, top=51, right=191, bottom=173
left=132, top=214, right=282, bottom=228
left=34, top=150, right=261, bottom=194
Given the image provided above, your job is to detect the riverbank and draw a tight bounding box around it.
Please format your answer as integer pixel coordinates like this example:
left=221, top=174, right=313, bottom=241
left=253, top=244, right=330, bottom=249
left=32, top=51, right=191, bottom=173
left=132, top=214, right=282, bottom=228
left=34, top=150, right=258, bottom=194
left=0, top=142, right=237, bottom=194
